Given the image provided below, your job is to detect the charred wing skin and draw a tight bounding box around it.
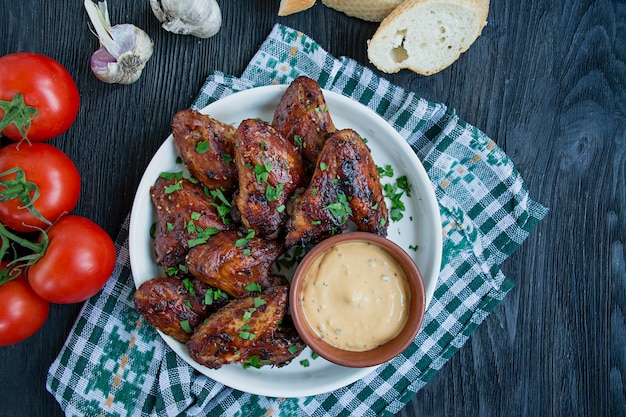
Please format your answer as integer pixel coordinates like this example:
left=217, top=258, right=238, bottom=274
left=285, top=129, right=388, bottom=247
left=333, top=129, right=388, bottom=236
left=186, top=285, right=288, bottom=369
left=272, top=76, right=336, bottom=167
left=133, top=277, right=227, bottom=343
left=234, top=118, right=304, bottom=238
left=151, top=176, right=231, bottom=271
left=245, top=314, right=306, bottom=368
left=185, top=230, right=286, bottom=298
left=172, top=109, right=237, bottom=193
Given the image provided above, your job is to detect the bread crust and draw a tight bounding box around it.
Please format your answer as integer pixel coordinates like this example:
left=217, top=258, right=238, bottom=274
left=321, top=0, right=404, bottom=22
left=278, top=0, right=316, bottom=16
left=368, top=0, right=490, bottom=75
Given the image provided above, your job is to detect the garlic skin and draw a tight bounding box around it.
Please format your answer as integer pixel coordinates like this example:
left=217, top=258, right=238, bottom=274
left=149, top=0, right=222, bottom=39
left=84, top=0, right=154, bottom=84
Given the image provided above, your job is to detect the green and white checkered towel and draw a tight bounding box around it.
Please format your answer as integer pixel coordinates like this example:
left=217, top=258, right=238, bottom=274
left=47, top=24, right=547, bottom=417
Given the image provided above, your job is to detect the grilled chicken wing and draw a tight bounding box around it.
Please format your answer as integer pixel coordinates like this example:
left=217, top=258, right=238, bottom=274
left=186, top=230, right=286, bottom=298
left=172, top=109, right=237, bottom=193
left=187, top=285, right=301, bottom=369
left=234, top=118, right=304, bottom=238
left=285, top=129, right=389, bottom=247
left=151, top=176, right=231, bottom=271
left=133, top=277, right=228, bottom=343
left=272, top=76, right=336, bottom=168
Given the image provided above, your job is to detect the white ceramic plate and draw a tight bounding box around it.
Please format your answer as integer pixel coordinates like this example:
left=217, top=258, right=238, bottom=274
left=128, top=85, right=442, bottom=398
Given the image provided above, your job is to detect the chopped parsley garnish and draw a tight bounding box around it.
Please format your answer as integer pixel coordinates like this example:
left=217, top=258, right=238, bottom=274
left=187, top=226, right=219, bottom=248
left=243, top=355, right=270, bottom=369
left=204, top=288, right=228, bottom=305
left=243, top=307, right=256, bottom=321
left=253, top=297, right=266, bottom=308
left=244, top=283, right=262, bottom=292
left=159, top=171, right=184, bottom=180
left=287, top=345, right=300, bottom=354
left=323, top=193, right=352, bottom=224
left=239, top=324, right=255, bottom=340
left=235, top=229, right=255, bottom=247
left=383, top=175, right=412, bottom=222
left=164, top=181, right=183, bottom=194
left=265, top=183, right=284, bottom=202
left=409, top=244, right=419, bottom=251
left=180, top=320, right=193, bottom=333
left=254, top=163, right=272, bottom=183
left=276, top=204, right=286, bottom=213
left=377, top=164, right=394, bottom=178
left=293, top=135, right=303, bottom=150
left=196, top=141, right=210, bottom=153
left=319, top=162, right=328, bottom=171
left=182, top=278, right=196, bottom=296
left=207, top=188, right=231, bottom=224
left=299, top=359, right=310, bottom=368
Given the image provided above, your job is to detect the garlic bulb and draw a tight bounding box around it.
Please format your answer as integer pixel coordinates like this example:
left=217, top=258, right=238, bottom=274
left=84, top=0, right=154, bottom=84
left=149, top=0, right=222, bottom=39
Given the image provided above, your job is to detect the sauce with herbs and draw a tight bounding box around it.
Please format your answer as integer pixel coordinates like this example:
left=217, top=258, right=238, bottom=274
left=300, top=241, right=410, bottom=351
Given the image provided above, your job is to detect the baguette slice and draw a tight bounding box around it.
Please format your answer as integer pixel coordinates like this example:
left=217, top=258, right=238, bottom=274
left=321, top=0, right=403, bottom=22
left=278, top=0, right=316, bottom=16
left=367, top=0, right=489, bottom=75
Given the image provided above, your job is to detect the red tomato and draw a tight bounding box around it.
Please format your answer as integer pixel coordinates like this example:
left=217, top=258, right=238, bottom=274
left=0, top=52, right=80, bottom=141
left=27, top=215, right=116, bottom=304
left=0, top=265, right=50, bottom=346
left=0, top=142, right=81, bottom=232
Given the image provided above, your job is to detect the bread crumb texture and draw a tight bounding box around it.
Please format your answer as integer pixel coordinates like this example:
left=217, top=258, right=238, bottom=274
left=367, top=0, right=489, bottom=75
left=321, top=0, right=404, bottom=22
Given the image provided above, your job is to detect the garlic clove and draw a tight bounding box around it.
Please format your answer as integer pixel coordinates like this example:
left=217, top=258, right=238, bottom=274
left=149, top=0, right=222, bottom=39
left=84, top=0, right=154, bottom=84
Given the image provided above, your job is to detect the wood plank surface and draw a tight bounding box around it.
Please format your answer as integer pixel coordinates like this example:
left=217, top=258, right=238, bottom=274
left=0, top=1, right=624, bottom=416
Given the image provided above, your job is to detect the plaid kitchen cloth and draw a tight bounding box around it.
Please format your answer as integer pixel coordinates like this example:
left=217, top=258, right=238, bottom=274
left=47, top=24, right=547, bottom=417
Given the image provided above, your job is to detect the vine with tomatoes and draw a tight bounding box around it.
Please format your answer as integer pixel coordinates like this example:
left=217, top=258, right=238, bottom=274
left=0, top=52, right=116, bottom=346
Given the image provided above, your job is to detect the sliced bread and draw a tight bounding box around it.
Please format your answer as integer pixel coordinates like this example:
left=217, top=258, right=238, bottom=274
left=278, top=0, right=317, bottom=16
left=367, top=0, right=489, bottom=75
left=321, top=0, right=404, bottom=22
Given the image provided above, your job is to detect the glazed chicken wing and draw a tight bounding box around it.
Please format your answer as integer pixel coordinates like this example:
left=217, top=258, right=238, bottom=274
left=234, top=118, right=304, bottom=238
left=285, top=129, right=389, bottom=247
left=272, top=76, right=336, bottom=168
left=185, top=230, right=286, bottom=298
left=151, top=176, right=231, bottom=271
left=133, top=277, right=228, bottom=343
left=172, top=109, right=237, bottom=193
left=187, top=285, right=301, bottom=369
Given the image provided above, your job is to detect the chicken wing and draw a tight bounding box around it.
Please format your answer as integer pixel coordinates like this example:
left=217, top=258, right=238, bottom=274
left=187, top=285, right=302, bottom=369
left=133, top=276, right=228, bottom=343
left=185, top=230, right=286, bottom=298
left=272, top=76, right=336, bottom=168
left=151, top=175, right=231, bottom=272
left=285, top=129, right=389, bottom=247
left=172, top=109, right=237, bottom=193
left=234, top=118, right=304, bottom=238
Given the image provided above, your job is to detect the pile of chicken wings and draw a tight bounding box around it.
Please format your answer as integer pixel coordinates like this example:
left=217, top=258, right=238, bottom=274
left=133, top=76, right=389, bottom=370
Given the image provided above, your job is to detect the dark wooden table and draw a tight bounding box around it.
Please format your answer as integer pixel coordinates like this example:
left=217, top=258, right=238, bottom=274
left=1, top=1, right=624, bottom=416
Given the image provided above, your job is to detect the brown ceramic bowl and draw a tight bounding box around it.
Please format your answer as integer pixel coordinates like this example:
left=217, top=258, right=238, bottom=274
left=289, top=232, right=426, bottom=368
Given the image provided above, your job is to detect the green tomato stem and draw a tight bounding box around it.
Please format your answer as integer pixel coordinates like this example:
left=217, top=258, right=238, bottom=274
left=0, top=94, right=39, bottom=139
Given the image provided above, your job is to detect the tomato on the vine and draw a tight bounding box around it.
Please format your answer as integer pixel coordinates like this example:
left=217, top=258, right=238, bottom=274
left=0, top=264, right=50, bottom=346
left=0, top=52, right=80, bottom=142
left=0, top=142, right=81, bottom=232
left=27, top=215, right=116, bottom=304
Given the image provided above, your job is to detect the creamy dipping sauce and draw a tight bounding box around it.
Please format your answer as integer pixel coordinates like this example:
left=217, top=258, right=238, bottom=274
left=300, top=241, right=410, bottom=352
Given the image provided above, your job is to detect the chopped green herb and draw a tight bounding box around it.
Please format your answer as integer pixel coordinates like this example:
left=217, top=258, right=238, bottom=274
left=276, top=204, right=286, bottom=213
left=310, top=220, right=322, bottom=225
left=377, top=164, right=394, bottom=178
left=166, top=222, right=174, bottom=231
left=323, top=193, right=352, bottom=224
left=182, top=278, right=196, bottom=296
left=235, top=229, right=255, bottom=247
left=243, top=355, right=270, bottom=369
left=180, top=320, right=193, bottom=333
left=243, top=307, right=256, bottom=321
left=187, top=226, right=219, bottom=248
left=293, top=135, right=303, bottom=150
left=311, top=351, right=320, bottom=360
left=164, top=181, right=183, bottom=194
left=222, top=153, right=233, bottom=163
left=319, top=162, right=328, bottom=171
left=265, top=183, right=284, bottom=202
left=184, top=299, right=192, bottom=309
left=244, top=283, right=262, bottom=292
left=409, top=244, right=419, bottom=251
left=287, top=345, right=300, bottom=354
left=254, top=163, right=272, bottom=183
left=159, top=171, right=184, bottom=180
left=196, top=141, right=210, bottom=153
left=299, top=359, right=310, bottom=368
left=253, top=297, right=266, bottom=308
